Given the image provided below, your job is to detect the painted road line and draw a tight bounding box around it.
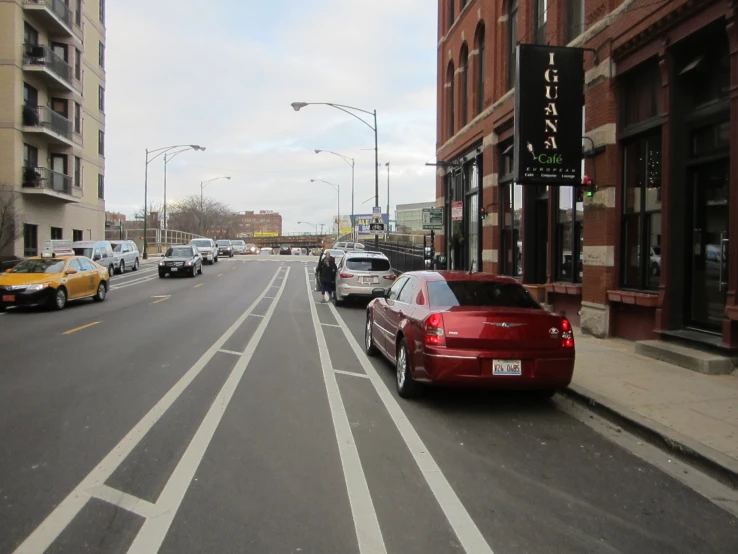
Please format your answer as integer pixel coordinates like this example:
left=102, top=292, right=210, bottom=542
left=217, top=273, right=223, bottom=277
left=152, top=297, right=169, bottom=305
left=193, top=284, right=203, bottom=288
left=304, top=269, right=386, bottom=554
left=87, top=485, right=159, bottom=519
left=109, top=275, right=160, bottom=291
left=334, top=369, right=370, bottom=379
left=12, top=267, right=285, bottom=554
left=217, top=349, right=243, bottom=357
left=249, top=314, right=265, bottom=318
left=328, top=299, right=495, bottom=554
left=126, top=267, right=291, bottom=553
left=63, top=322, right=100, bottom=335
left=321, top=323, right=341, bottom=328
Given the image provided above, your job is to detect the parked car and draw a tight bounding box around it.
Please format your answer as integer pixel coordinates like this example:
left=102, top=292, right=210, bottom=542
left=158, top=245, right=203, bottom=278
left=110, top=240, right=140, bottom=274
left=365, top=271, right=575, bottom=398
left=260, top=247, right=273, bottom=255
left=333, top=251, right=395, bottom=306
left=189, top=238, right=218, bottom=264
left=231, top=240, right=246, bottom=255
left=72, top=240, right=118, bottom=278
left=315, top=249, right=346, bottom=286
left=333, top=241, right=366, bottom=251
left=291, top=248, right=303, bottom=256
left=217, top=240, right=234, bottom=258
left=279, top=244, right=292, bottom=255
left=245, top=243, right=258, bottom=255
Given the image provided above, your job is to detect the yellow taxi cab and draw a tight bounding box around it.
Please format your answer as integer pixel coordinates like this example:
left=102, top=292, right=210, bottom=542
left=0, top=246, right=110, bottom=311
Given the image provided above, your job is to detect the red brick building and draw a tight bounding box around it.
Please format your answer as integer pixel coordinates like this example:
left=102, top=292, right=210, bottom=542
left=436, top=0, right=738, bottom=350
left=237, top=210, right=282, bottom=237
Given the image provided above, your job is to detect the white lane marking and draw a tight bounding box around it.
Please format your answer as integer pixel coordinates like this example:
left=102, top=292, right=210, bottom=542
left=321, top=323, right=341, bottom=328
left=12, top=267, right=284, bottom=554
left=109, top=275, right=159, bottom=291
left=126, top=268, right=291, bottom=553
left=87, top=485, right=159, bottom=519
left=249, top=314, right=265, bottom=318
left=334, top=369, right=370, bottom=379
left=304, top=269, right=386, bottom=554
left=327, top=298, right=495, bottom=554
left=218, top=349, right=243, bottom=357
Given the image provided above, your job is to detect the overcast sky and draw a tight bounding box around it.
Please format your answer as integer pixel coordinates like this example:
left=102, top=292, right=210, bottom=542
left=105, top=0, right=437, bottom=234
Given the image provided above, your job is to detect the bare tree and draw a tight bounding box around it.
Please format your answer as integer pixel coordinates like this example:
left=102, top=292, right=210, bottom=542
left=0, top=186, right=22, bottom=258
left=166, top=195, right=237, bottom=237
left=133, top=201, right=164, bottom=228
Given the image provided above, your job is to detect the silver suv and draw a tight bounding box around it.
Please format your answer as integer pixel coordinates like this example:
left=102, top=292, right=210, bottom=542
left=110, top=240, right=140, bottom=273
left=189, top=238, right=219, bottom=264
left=334, top=251, right=395, bottom=306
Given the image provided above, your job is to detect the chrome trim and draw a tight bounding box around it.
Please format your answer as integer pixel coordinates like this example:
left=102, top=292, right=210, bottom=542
left=485, top=322, right=525, bottom=328
left=372, top=319, right=394, bottom=338
left=425, top=352, right=478, bottom=360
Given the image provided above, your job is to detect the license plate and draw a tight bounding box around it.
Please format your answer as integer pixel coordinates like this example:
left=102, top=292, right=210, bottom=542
left=171, top=268, right=178, bottom=272
left=360, top=276, right=379, bottom=284
left=492, top=359, right=522, bottom=376
left=2, top=295, right=15, bottom=302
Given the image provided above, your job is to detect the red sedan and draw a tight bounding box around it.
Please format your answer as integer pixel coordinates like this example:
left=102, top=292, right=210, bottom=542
left=365, top=271, right=575, bottom=399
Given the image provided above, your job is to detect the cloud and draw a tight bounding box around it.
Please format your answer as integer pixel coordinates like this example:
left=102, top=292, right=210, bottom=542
left=105, top=0, right=437, bottom=233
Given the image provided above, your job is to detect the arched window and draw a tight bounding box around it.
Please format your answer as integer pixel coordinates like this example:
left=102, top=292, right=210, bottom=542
left=448, top=0, right=455, bottom=29
left=475, top=23, right=485, bottom=115
left=507, top=0, right=518, bottom=90
left=447, top=61, right=455, bottom=137
left=460, top=43, right=469, bottom=126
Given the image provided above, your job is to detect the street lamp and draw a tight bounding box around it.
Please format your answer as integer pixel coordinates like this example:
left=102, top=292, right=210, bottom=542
left=143, top=144, right=204, bottom=259
left=163, top=146, right=205, bottom=243
left=311, top=179, right=340, bottom=240
left=385, top=162, right=390, bottom=234
left=200, top=176, right=231, bottom=234
left=292, top=102, right=379, bottom=248
left=315, top=149, right=355, bottom=239
left=298, top=221, right=318, bottom=234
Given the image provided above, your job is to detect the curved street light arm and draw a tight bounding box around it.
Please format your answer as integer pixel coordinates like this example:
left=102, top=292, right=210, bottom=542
left=325, top=104, right=375, bottom=132
left=316, top=149, right=354, bottom=168
left=147, top=144, right=205, bottom=164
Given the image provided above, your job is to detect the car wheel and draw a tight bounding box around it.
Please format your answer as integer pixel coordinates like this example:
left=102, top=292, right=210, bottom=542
left=190, top=265, right=197, bottom=278
left=214, top=256, right=219, bottom=263
left=198, top=263, right=203, bottom=275
left=133, top=258, right=140, bottom=271
left=396, top=338, right=421, bottom=398
left=117, top=261, right=125, bottom=275
left=365, top=315, right=378, bottom=357
left=109, top=265, right=115, bottom=278
left=52, top=287, right=67, bottom=311
left=159, top=272, right=166, bottom=279
left=332, top=291, right=343, bottom=307
left=93, top=281, right=107, bottom=302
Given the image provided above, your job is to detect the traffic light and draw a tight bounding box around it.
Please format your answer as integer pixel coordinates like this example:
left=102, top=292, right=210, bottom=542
left=582, top=174, right=595, bottom=197
left=480, top=207, right=487, bottom=220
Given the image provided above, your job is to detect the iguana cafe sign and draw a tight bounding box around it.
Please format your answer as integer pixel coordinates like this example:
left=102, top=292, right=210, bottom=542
left=514, top=44, right=584, bottom=186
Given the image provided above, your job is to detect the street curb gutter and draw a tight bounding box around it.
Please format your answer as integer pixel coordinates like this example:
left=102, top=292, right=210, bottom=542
left=560, top=384, right=738, bottom=491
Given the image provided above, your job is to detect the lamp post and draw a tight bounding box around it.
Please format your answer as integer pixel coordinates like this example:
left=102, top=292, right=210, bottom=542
left=298, top=221, right=318, bottom=234
left=143, top=144, right=204, bottom=259
left=292, top=102, right=379, bottom=248
left=311, top=179, right=340, bottom=240
left=315, top=149, right=354, bottom=239
left=163, top=146, right=205, bottom=244
left=199, top=176, right=231, bottom=234
left=385, top=161, right=390, bottom=234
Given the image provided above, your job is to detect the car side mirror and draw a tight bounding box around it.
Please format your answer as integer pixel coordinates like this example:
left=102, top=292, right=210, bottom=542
left=66, top=269, right=78, bottom=275
left=93, top=255, right=101, bottom=261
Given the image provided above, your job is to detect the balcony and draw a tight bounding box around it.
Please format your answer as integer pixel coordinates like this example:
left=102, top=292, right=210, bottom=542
left=21, top=166, right=82, bottom=203
left=22, top=44, right=81, bottom=94
left=22, top=105, right=75, bottom=147
left=22, top=0, right=83, bottom=41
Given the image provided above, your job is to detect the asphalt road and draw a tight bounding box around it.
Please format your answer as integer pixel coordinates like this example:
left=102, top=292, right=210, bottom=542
left=1, top=255, right=736, bottom=554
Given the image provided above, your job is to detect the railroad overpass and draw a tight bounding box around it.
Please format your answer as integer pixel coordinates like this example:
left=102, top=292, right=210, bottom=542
left=248, top=234, right=334, bottom=250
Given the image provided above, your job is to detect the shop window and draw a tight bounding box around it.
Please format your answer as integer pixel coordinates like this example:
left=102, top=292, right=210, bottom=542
left=621, top=133, right=662, bottom=290
left=507, top=0, right=518, bottom=91
left=678, top=32, right=729, bottom=111
left=466, top=160, right=480, bottom=271
left=556, top=187, right=583, bottom=282
left=500, top=143, right=522, bottom=276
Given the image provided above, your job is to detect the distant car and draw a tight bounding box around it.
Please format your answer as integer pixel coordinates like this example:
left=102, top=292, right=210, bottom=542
left=334, top=251, right=395, bottom=306
left=291, top=248, right=302, bottom=256
left=259, top=247, right=273, bottom=255
left=279, top=244, right=292, bottom=255
left=333, top=241, right=366, bottom=252
left=73, top=240, right=118, bottom=278
left=189, top=238, right=219, bottom=264
left=159, top=245, right=202, bottom=278
left=365, top=271, right=575, bottom=398
left=231, top=240, right=246, bottom=255
left=216, top=240, right=234, bottom=258
left=110, top=240, right=140, bottom=274
left=245, top=243, right=258, bottom=255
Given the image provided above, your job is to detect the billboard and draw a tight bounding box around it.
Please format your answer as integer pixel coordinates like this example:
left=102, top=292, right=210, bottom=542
left=514, top=44, right=584, bottom=186
left=352, top=214, right=389, bottom=235
left=254, top=232, right=279, bottom=237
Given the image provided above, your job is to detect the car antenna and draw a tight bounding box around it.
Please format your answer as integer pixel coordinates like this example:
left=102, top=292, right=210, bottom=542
left=468, top=260, right=475, bottom=275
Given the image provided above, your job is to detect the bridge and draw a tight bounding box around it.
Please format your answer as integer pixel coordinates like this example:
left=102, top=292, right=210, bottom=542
left=248, top=234, right=335, bottom=250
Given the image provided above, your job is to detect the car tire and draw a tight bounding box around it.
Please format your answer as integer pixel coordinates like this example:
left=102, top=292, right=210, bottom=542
left=396, top=338, right=421, bottom=398
left=198, top=264, right=203, bottom=275
left=52, top=287, right=67, bottom=311
left=190, top=265, right=197, bottom=278
left=133, top=258, right=139, bottom=271
left=93, top=281, right=107, bottom=302
left=332, top=291, right=343, bottom=307
left=109, top=265, right=115, bottom=278
left=159, top=272, right=166, bottom=279
left=365, top=314, right=378, bottom=357
left=214, top=256, right=219, bottom=263
left=117, top=261, right=125, bottom=275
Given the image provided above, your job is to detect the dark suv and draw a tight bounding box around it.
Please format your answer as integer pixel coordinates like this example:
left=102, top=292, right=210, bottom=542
left=279, top=244, right=292, bottom=255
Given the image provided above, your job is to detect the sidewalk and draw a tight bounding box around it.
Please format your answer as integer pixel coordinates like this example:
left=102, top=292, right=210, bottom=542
left=567, top=328, right=738, bottom=487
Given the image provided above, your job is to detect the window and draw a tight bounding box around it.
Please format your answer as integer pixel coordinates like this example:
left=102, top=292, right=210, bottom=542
left=398, top=278, right=416, bottom=304
left=23, top=143, right=38, bottom=167
left=74, top=102, right=81, bottom=134
left=388, top=276, right=408, bottom=300
left=24, top=23, right=38, bottom=46
left=460, top=0, right=468, bottom=9
left=345, top=257, right=391, bottom=271
left=51, top=227, right=63, bottom=240
left=75, top=48, right=81, bottom=81
left=475, top=24, right=485, bottom=116
left=621, top=62, right=661, bottom=129
left=73, top=229, right=84, bottom=242
left=98, top=130, right=104, bottom=156
left=500, top=142, right=522, bottom=276
left=447, top=62, right=455, bottom=137
left=23, top=83, right=38, bottom=107
left=77, top=257, right=93, bottom=271
left=98, top=86, right=105, bottom=112
left=99, top=0, right=105, bottom=24
left=428, top=281, right=541, bottom=309
left=566, top=0, right=585, bottom=43
left=447, top=0, right=455, bottom=30
left=98, top=41, right=105, bottom=68
left=622, top=133, right=662, bottom=290
left=459, top=45, right=469, bottom=126
left=75, top=0, right=82, bottom=26
left=74, top=156, right=82, bottom=188
left=23, top=224, right=38, bottom=257
left=507, top=0, right=518, bottom=90
left=534, top=0, right=547, bottom=44
left=97, top=174, right=104, bottom=199
left=556, top=187, right=583, bottom=282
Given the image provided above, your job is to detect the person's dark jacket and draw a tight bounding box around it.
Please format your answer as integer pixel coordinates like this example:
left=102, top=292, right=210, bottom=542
left=318, top=257, right=337, bottom=284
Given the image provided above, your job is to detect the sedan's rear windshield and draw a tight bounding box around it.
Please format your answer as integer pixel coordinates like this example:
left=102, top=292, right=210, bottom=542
left=427, top=281, right=541, bottom=309
left=167, top=247, right=193, bottom=257
left=346, top=258, right=390, bottom=271
left=191, top=240, right=211, bottom=247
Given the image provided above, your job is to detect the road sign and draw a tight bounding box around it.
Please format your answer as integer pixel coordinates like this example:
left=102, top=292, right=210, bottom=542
left=451, top=201, right=463, bottom=221
left=369, top=223, right=385, bottom=231
left=422, top=207, right=443, bottom=230
left=372, top=206, right=382, bottom=220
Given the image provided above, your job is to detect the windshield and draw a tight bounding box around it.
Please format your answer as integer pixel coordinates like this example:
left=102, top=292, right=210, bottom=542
left=217, top=241, right=231, bottom=246
left=167, top=247, right=194, bottom=257
left=346, top=258, right=390, bottom=271
left=427, top=281, right=542, bottom=309
left=191, top=240, right=211, bottom=247
left=73, top=247, right=94, bottom=258
left=10, top=259, right=66, bottom=274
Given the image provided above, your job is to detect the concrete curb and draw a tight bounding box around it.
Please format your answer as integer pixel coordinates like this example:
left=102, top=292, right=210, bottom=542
left=561, top=384, right=738, bottom=491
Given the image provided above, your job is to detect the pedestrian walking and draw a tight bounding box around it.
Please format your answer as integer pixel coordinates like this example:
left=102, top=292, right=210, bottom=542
left=318, top=252, right=337, bottom=303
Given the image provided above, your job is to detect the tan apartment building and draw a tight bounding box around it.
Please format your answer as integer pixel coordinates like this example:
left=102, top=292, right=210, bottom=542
left=0, top=0, right=106, bottom=258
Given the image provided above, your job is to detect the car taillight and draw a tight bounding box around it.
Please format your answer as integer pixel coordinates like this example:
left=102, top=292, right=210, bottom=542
left=383, top=275, right=396, bottom=280
left=425, top=312, right=446, bottom=346
left=339, top=272, right=354, bottom=279
left=560, top=318, right=574, bottom=348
